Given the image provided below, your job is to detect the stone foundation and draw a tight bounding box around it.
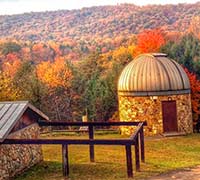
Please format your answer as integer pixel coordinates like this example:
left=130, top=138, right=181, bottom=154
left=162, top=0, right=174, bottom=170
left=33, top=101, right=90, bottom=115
left=0, top=124, right=42, bottom=180
left=118, top=94, right=193, bottom=136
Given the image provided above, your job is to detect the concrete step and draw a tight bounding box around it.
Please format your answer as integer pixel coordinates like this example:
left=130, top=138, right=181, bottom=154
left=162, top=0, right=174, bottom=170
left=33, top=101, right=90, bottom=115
left=162, top=132, right=186, bottom=137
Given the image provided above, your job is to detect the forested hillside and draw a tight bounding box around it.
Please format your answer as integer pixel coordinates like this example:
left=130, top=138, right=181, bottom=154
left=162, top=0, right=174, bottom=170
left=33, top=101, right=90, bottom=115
left=0, top=3, right=200, bottom=42
left=0, top=2, right=200, bottom=125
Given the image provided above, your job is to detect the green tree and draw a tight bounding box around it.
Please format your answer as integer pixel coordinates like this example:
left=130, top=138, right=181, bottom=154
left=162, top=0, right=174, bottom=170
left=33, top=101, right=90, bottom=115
left=13, top=61, right=46, bottom=109
left=78, top=51, right=125, bottom=121
left=161, top=34, right=200, bottom=76
left=0, top=42, right=21, bottom=55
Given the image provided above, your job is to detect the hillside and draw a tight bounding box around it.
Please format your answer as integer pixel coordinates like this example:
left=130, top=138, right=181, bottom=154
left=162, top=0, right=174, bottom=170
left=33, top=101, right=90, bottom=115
left=0, top=3, right=200, bottom=124
left=0, top=3, right=200, bottom=42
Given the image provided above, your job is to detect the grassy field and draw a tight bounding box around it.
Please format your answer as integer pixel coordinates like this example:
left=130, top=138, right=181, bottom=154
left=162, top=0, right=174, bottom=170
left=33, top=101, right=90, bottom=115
left=15, top=133, right=200, bottom=180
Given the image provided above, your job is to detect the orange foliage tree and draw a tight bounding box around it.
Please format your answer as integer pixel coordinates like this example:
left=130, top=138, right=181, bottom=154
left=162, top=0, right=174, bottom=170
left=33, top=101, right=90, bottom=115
left=48, top=41, right=61, bottom=57
left=36, top=57, right=72, bottom=88
left=36, top=58, right=74, bottom=120
left=135, top=29, right=166, bottom=56
left=2, top=59, right=21, bottom=77
left=188, top=16, right=200, bottom=39
left=184, top=68, right=200, bottom=123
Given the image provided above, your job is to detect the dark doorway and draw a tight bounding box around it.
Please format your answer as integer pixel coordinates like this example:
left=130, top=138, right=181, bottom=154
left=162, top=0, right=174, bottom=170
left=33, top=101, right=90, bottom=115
left=162, top=101, right=178, bottom=133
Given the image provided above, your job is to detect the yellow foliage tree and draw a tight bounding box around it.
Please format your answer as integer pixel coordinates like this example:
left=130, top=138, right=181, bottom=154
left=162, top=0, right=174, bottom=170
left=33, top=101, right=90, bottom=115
left=0, top=71, right=20, bottom=101
left=36, top=57, right=73, bottom=88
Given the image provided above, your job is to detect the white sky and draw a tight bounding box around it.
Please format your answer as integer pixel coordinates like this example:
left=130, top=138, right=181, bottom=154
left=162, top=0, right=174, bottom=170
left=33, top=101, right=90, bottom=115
left=0, top=0, right=199, bottom=15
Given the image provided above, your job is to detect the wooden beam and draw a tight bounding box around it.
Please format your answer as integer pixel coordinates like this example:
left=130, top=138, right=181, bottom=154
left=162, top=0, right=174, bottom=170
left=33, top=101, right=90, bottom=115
left=130, top=122, right=144, bottom=141
left=2, top=121, right=147, bottom=178
left=62, top=145, right=69, bottom=177
left=89, top=125, right=94, bottom=162
left=2, top=138, right=134, bottom=145
left=140, top=126, right=145, bottom=162
left=125, top=145, right=133, bottom=178
left=38, top=121, right=147, bottom=127
left=135, top=136, right=140, bottom=171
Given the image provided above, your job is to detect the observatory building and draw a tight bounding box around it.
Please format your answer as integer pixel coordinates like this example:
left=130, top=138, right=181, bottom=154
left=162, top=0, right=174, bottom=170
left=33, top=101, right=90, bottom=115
left=118, top=53, right=193, bottom=136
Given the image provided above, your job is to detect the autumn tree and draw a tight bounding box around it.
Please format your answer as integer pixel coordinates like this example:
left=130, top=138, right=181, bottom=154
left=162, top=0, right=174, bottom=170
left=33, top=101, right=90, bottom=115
left=78, top=52, right=125, bottom=121
left=188, top=16, right=200, bottom=39
left=135, top=29, right=165, bottom=55
left=111, top=46, right=134, bottom=65
left=184, top=68, right=200, bottom=125
left=0, top=41, right=21, bottom=55
left=36, top=58, right=75, bottom=120
left=2, top=59, right=21, bottom=77
left=0, top=71, right=20, bottom=101
left=13, top=61, right=45, bottom=109
left=37, top=57, right=73, bottom=88
left=165, top=31, right=182, bottom=43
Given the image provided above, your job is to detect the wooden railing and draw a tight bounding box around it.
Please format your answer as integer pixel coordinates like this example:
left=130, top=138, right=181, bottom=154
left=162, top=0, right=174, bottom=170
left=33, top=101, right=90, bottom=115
left=2, top=121, right=147, bottom=178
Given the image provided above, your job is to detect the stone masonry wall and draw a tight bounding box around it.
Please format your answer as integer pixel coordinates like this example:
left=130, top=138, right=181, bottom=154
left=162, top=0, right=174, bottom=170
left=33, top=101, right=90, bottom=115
left=119, top=94, right=193, bottom=136
left=0, top=123, right=42, bottom=180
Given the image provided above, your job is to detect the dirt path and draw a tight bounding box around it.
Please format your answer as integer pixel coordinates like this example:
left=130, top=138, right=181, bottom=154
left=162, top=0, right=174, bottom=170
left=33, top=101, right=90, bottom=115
left=146, top=166, right=200, bottom=180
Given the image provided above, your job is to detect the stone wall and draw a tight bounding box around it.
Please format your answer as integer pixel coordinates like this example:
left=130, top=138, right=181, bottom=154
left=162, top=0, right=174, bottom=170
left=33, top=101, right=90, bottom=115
left=118, top=94, right=193, bottom=136
left=0, top=123, right=42, bottom=180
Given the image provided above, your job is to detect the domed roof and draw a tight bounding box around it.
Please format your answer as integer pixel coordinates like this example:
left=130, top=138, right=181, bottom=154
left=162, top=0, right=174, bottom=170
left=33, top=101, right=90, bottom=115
left=118, top=53, right=190, bottom=96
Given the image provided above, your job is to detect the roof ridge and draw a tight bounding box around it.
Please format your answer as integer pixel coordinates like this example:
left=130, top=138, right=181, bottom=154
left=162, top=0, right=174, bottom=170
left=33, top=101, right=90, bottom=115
left=0, top=101, right=29, bottom=104
left=134, top=53, right=167, bottom=60
left=0, top=101, right=49, bottom=142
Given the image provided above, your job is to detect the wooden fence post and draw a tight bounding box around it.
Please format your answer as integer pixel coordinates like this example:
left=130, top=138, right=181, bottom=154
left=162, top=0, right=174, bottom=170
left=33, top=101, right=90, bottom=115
left=125, top=145, right=133, bottom=178
left=89, top=125, right=94, bottom=162
left=62, top=144, right=69, bottom=177
left=135, top=136, right=140, bottom=171
left=140, top=126, right=145, bottom=162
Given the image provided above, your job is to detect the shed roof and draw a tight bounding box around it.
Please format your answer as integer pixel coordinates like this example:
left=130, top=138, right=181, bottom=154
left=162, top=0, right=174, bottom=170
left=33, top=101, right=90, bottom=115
left=118, top=53, right=190, bottom=96
left=0, top=101, right=48, bottom=142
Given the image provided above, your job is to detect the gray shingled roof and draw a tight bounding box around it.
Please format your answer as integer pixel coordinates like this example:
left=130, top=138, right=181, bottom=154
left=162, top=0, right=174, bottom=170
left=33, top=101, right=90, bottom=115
left=0, top=101, right=49, bottom=142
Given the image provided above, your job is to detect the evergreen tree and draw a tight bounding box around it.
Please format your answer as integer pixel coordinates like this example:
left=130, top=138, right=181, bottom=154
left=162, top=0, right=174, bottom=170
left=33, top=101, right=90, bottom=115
left=161, top=34, right=200, bottom=77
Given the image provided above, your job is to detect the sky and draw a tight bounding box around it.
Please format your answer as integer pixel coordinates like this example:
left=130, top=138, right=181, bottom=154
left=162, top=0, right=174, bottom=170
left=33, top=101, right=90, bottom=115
left=0, top=0, right=199, bottom=15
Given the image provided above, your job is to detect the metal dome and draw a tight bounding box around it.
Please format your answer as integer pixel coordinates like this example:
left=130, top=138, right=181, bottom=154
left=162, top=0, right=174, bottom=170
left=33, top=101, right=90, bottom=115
left=118, top=53, right=190, bottom=96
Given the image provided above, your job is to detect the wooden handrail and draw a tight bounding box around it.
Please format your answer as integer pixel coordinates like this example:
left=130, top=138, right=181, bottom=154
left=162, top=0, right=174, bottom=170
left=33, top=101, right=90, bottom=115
left=38, top=121, right=147, bottom=127
left=130, top=122, right=144, bottom=141
left=2, top=121, right=147, bottom=178
left=129, top=122, right=145, bottom=172
left=2, top=138, right=135, bottom=145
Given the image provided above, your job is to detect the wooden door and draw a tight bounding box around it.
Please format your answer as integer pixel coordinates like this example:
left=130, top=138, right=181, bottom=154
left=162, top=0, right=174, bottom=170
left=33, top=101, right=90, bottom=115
left=162, top=101, right=178, bottom=133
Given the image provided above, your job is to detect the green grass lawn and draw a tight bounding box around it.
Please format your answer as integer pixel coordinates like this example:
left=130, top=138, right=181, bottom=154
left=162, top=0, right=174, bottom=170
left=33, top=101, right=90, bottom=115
left=15, top=133, right=200, bottom=180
